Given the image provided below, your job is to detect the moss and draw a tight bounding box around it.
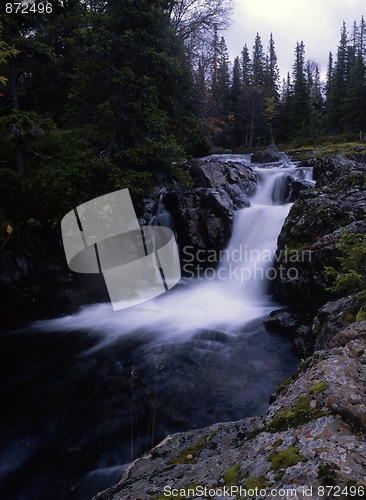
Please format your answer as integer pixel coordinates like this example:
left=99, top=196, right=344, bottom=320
left=318, top=460, right=339, bottom=486
left=274, top=469, right=286, bottom=481
left=168, top=437, right=207, bottom=465
left=244, top=475, right=270, bottom=489
left=356, top=305, right=366, bottom=321
left=342, top=312, right=356, bottom=323
left=223, top=464, right=241, bottom=486
left=269, top=446, right=305, bottom=470
left=309, top=382, right=328, bottom=394
left=273, top=369, right=300, bottom=395
left=266, top=396, right=327, bottom=433
left=273, top=439, right=283, bottom=448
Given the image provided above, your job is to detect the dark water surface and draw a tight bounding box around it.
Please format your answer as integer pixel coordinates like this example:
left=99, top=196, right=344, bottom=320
left=1, top=313, right=297, bottom=500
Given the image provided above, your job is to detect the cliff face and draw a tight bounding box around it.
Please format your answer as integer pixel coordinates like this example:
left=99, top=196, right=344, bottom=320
left=273, top=156, right=366, bottom=304
left=94, top=155, right=366, bottom=500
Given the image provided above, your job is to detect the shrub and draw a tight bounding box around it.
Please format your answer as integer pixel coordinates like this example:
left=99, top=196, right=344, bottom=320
left=325, top=230, right=366, bottom=296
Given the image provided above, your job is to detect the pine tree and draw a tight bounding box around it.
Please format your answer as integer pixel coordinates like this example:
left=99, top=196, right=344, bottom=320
left=289, top=41, right=311, bottom=138
left=65, top=0, right=195, bottom=168
left=306, top=60, right=324, bottom=136
left=327, top=22, right=349, bottom=132
left=229, top=55, right=242, bottom=145
left=241, top=44, right=252, bottom=86
left=266, top=33, right=280, bottom=99
left=252, top=33, right=266, bottom=87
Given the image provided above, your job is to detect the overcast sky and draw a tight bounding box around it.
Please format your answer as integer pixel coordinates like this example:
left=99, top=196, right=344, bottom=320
left=225, top=0, right=365, bottom=82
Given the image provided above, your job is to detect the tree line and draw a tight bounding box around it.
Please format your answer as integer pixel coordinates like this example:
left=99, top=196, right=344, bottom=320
left=191, top=16, right=366, bottom=149
left=0, top=1, right=365, bottom=237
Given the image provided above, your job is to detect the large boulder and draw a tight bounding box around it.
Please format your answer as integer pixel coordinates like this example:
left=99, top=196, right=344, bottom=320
left=273, top=157, right=366, bottom=303
left=163, top=188, right=236, bottom=270
left=187, top=158, right=257, bottom=202
left=163, top=159, right=257, bottom=270
left=251, top=144, right=283, bottom=163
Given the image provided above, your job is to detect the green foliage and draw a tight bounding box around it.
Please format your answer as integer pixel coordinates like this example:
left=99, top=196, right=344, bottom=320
left=356, top=305, right=366, bottom=321
left=244, top=475, right=270, bottom=489
left=268, top=446, right=305, bottom=470
left=318, top=460, right=339, bottom=486
left=168, top=437, right=207, bottom=464
left=266, top=396, right=327, bottom=432
left=0, top=168, right=23, bottom=210
left=309, top=382, right=328, bottom=394
left=223, top=464, right=241, bottom=486
left=325, top=230, right=366, bottom=296
left=0, top=37, right=18, bottom=85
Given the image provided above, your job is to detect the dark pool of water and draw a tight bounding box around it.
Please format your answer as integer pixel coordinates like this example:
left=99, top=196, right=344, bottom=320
left=1, top=316, right=298, bottom=500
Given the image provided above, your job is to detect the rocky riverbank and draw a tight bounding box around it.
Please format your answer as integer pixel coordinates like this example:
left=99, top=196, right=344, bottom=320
left=94, top=318, right=366, bottom=500
left=93, top=154, right=366, bottom=500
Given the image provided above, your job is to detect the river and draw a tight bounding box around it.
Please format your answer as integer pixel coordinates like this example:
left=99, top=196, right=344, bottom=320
left=1, top=155, right=312, bottom=500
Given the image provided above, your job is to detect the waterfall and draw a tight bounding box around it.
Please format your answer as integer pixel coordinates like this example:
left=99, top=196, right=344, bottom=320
left=34, top=159, right=312, bottom=342
left=3, top=155, right=310, bottom=500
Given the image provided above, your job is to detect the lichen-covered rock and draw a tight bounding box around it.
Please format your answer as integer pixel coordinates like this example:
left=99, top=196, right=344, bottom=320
left=273, top=157, right=366, bottom=303
left=313, top=292, right=366, bottom=350
left=94, top=320, right=366, bottom=500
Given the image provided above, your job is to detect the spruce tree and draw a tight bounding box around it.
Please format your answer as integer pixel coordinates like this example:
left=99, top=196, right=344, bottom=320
left=289, top=41, right=311, bottom=138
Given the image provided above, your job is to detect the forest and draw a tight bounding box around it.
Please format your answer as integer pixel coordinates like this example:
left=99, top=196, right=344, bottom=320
left=0, top=0, right=366, bottom=237
left=1, top=3, right=366, bottom=498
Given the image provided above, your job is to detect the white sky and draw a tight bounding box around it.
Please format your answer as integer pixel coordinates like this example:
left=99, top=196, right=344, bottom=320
left=225, top=0, right=365, bottom=82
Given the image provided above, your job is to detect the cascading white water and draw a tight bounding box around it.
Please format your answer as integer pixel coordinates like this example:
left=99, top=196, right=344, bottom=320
left=35, top=157, right=312, bottom=343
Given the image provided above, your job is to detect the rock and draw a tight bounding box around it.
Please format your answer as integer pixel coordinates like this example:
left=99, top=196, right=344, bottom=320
left=0, top=248, right=108, bottom=330
left=187, top=158, right=257, bottom=201
left=163, top=188, right=235, bottom=269
left=163, top=159, right=257, bottom=270
left=313, top=292, right=366, bottom=350
left=93, top=320, right=366, bottom=500
left=311, top=155, right=357, bottom=187
left=251, top=145, right=282, bottom=163
left=282, top=174, right=313, bottom=202
left=273, top=157, right=366, bottom=303
left=264, top=308, right=315, bottom=358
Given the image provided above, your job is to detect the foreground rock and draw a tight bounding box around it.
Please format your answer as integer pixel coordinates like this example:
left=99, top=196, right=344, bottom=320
left=273, top=156, right=366, bottom=303
left=94, top=317, right=366, bottom=500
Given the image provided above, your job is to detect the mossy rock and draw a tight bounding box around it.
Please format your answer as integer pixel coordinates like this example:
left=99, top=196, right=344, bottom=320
left=356, top=305, right=366, bottom=322
left=269, top=446, right=306, bottom=470
left=317, top=460, right=339, bottom=486
left=266, top=396, right=327, bottom=432
left=245, top=475, right=270, bottom=489
left=273, top=369, right=300, bottom=395
left=309, top=382, right=328, bottom=394
left=168, top=437, right=208, bottom=465
left=223, top=464, right=241, bottom=486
